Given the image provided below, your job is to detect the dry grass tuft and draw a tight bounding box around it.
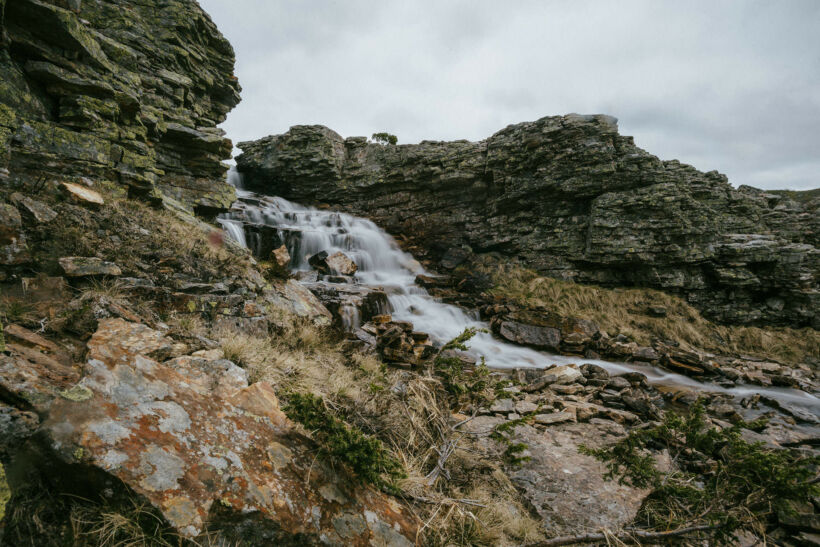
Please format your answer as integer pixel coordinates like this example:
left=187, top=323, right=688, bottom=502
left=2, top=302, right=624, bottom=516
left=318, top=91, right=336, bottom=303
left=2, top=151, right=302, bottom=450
left=489, top=265, right=819, bottom=364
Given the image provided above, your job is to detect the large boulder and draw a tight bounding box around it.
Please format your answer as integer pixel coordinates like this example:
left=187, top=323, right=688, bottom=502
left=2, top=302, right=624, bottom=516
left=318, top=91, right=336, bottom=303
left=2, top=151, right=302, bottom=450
left=309, top=250, right=358, bottom=276
left=0, top=318, right=419, bottom=544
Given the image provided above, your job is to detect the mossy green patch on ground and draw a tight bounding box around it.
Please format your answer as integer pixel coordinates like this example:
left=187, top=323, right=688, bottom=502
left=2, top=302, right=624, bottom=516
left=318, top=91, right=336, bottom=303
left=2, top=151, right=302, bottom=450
left=0, top=464, right=10, bottom=521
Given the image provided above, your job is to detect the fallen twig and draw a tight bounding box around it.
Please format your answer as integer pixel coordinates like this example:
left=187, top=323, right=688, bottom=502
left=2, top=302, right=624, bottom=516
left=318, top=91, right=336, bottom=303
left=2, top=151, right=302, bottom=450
left=403, top=493, right=487, bottom=508
left=524, top=524, right=718, bottom=546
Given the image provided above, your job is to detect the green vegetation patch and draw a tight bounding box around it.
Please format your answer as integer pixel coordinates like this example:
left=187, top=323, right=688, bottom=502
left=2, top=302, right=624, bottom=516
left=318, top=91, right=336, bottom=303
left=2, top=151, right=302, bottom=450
left=283, top=392, right=406, bottom=492
left=581, top=400, right=819, bottom=542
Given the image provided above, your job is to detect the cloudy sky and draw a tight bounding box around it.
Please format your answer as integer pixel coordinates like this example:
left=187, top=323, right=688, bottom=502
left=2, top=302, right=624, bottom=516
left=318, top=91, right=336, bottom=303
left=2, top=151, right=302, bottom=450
left=198, top=0, right=819, bottom=190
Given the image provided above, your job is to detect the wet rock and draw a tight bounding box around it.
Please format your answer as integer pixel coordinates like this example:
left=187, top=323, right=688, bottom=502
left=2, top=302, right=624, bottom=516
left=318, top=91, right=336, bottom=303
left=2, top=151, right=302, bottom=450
left=632, top=346, right=660, bottom=362
left=607, top=376, right=632, bottom=391
left=308, top=250, right=358, bottom=275
left=497, top=320, right=561, bottom=351
left=440, top=246, right=471, bottom=270
left=325, top=251, right=358, bottom=275
left=580, top=363, right=610, bottom=380
left=267, top=244, right=291, bottom=277
left=0, top=318, right=419, bottom=543
left=60, top=182, right=104, bottom=207
left=415, top=274, right=448, bottom=288
left=58, top=256, right=122, bottom=277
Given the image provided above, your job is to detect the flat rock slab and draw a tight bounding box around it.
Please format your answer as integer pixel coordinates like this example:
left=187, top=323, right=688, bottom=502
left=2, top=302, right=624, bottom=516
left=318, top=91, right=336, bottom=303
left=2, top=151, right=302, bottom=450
left=59, top=256, right=121, bottom=276
left=509, top=422, right=649, bottom=535
left=11, top=193, right=57, bottom=223
left=60, top=182, right=104, bottom=206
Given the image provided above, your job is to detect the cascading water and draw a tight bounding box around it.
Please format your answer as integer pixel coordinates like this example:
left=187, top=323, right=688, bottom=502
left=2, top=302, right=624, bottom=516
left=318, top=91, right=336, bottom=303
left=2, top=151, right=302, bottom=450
left=219, top=168, right=820, bottom=416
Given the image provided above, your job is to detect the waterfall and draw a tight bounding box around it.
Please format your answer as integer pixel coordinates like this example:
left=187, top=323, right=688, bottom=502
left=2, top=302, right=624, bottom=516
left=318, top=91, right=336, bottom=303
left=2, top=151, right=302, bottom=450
left=218, top=167, right=820, bottom=415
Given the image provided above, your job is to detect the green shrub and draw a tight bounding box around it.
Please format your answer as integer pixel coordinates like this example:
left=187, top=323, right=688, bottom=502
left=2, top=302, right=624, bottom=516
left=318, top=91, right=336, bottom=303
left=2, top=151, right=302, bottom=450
left=581, top=399, right=819, bottom=541
left=491, top=413, right=538, bottom=467
left=371, top=132, right=397, bottom=145
left=283, top=392, right=405, bottom=492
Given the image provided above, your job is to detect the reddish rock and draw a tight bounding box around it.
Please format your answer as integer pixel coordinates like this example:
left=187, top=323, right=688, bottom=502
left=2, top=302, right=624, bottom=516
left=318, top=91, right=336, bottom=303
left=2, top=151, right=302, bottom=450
left=0, top=318, right=419, bottom=544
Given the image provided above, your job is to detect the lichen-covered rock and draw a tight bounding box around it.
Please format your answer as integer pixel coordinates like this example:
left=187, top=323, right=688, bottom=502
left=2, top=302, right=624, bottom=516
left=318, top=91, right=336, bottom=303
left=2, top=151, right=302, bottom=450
left=237, top=116, right=819, bottom=328
left=58, top=256, right=121, bottom=276
left=264, top=279, right=333, bottom=326
left=0, top=0, right=240, bottom=213
left=0, top=201, right=29, bottom=264
left=0, top=318, right=419, bottom=544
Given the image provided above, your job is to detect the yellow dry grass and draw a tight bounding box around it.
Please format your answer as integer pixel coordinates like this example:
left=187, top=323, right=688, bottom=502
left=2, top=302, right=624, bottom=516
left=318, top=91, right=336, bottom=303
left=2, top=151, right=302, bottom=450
left=203, top=310, right=544, bottom=546
left=489, top=265, right=819, bottom=364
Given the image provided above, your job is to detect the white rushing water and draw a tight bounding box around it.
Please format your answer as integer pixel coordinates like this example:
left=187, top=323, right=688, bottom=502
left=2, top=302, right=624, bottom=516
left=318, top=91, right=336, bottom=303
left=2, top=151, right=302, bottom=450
left=219, top=168, right=820, bottom=415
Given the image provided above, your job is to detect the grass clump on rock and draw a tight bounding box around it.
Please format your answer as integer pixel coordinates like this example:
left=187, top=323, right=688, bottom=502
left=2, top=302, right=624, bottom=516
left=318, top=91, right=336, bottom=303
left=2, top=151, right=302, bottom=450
left=488, top=264, right=820, bottom=365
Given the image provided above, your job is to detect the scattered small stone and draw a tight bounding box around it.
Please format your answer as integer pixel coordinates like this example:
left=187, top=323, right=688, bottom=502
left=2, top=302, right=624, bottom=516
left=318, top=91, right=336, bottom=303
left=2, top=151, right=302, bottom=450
left=515, top=400, right=538, bottom=414
left=606, top=376, right=631, bottom=391
left=646, top=306, right=667, bottom=317
left=60, top=181, right=104, bottom=206
left=11, top=193, right=57, bottom=223
left=490, top=398, right=515, bottom=414
left=535, top=411, right=576, bottom=425
left=551, top=383, right=583, bottom=396
left=268, top=245, right=291, bottom=277
left=59, top=257, right=122, bottom=277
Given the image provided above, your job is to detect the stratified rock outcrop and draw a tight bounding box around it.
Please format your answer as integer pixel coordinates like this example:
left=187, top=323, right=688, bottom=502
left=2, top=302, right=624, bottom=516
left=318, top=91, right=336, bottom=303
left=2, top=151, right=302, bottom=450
left=236, top=116, right=819, bottom=327
left=0, top=0, right=240, bottom=213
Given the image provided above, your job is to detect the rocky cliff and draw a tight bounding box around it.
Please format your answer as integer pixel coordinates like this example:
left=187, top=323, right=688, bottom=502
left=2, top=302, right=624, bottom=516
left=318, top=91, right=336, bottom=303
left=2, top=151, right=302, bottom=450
left=236, top=115, right=819, bottom=328
left=0, top=0, right=240, bottom=213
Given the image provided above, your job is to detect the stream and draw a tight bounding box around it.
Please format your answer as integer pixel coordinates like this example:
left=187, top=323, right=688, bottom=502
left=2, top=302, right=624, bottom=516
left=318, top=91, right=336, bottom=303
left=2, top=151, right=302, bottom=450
left=219, top=168, right=820, bottom=420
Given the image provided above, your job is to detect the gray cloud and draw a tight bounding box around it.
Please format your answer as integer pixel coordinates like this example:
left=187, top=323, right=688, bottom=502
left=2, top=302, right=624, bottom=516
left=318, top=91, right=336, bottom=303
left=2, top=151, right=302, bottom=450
left=199, top=0, right=820, bottom=190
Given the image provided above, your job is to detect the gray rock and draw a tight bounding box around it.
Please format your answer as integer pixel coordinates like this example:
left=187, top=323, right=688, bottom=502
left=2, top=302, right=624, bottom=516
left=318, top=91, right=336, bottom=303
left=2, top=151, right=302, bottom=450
left=497, top=320, right=561, bottom=351
left=237, top=118, right=819, bottom=328
left=59, top=256, right=121, bottom=277
left=534, top=411, right=576, bottom=425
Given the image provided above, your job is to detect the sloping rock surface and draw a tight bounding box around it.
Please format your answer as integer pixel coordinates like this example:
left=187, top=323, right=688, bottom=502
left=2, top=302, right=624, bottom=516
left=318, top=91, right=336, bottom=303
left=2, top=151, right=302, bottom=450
left=236, top=116, right=819, bottom=327
left=0, top=0, right=240, bottom=212
left=0, top=318, right=418, bottom=545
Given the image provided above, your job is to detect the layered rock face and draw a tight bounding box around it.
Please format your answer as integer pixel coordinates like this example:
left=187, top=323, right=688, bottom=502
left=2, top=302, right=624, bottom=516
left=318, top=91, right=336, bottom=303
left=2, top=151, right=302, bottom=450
left=236, top=116, right=819, bottom=327
left=0, top=0, right=240, bottom=212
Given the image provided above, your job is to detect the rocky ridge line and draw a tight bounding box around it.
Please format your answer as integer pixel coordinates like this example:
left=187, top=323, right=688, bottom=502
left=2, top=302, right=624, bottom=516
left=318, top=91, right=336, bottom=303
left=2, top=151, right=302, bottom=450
left=235, top=116, right=819, bottom=328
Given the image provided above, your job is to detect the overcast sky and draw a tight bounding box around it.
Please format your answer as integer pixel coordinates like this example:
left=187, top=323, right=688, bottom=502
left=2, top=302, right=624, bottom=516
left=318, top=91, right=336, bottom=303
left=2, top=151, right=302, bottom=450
left=198, top=0, right=819, bottom=190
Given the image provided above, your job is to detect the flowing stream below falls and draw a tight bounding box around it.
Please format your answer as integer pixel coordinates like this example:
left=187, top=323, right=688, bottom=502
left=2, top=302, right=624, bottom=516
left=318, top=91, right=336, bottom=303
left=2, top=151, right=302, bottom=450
left=219, top=168, right=820, bottom=419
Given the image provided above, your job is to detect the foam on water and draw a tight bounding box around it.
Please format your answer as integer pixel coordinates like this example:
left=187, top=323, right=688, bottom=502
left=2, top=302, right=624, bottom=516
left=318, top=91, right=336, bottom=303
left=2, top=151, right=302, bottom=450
left=220, top=168, right=820, bottom=416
